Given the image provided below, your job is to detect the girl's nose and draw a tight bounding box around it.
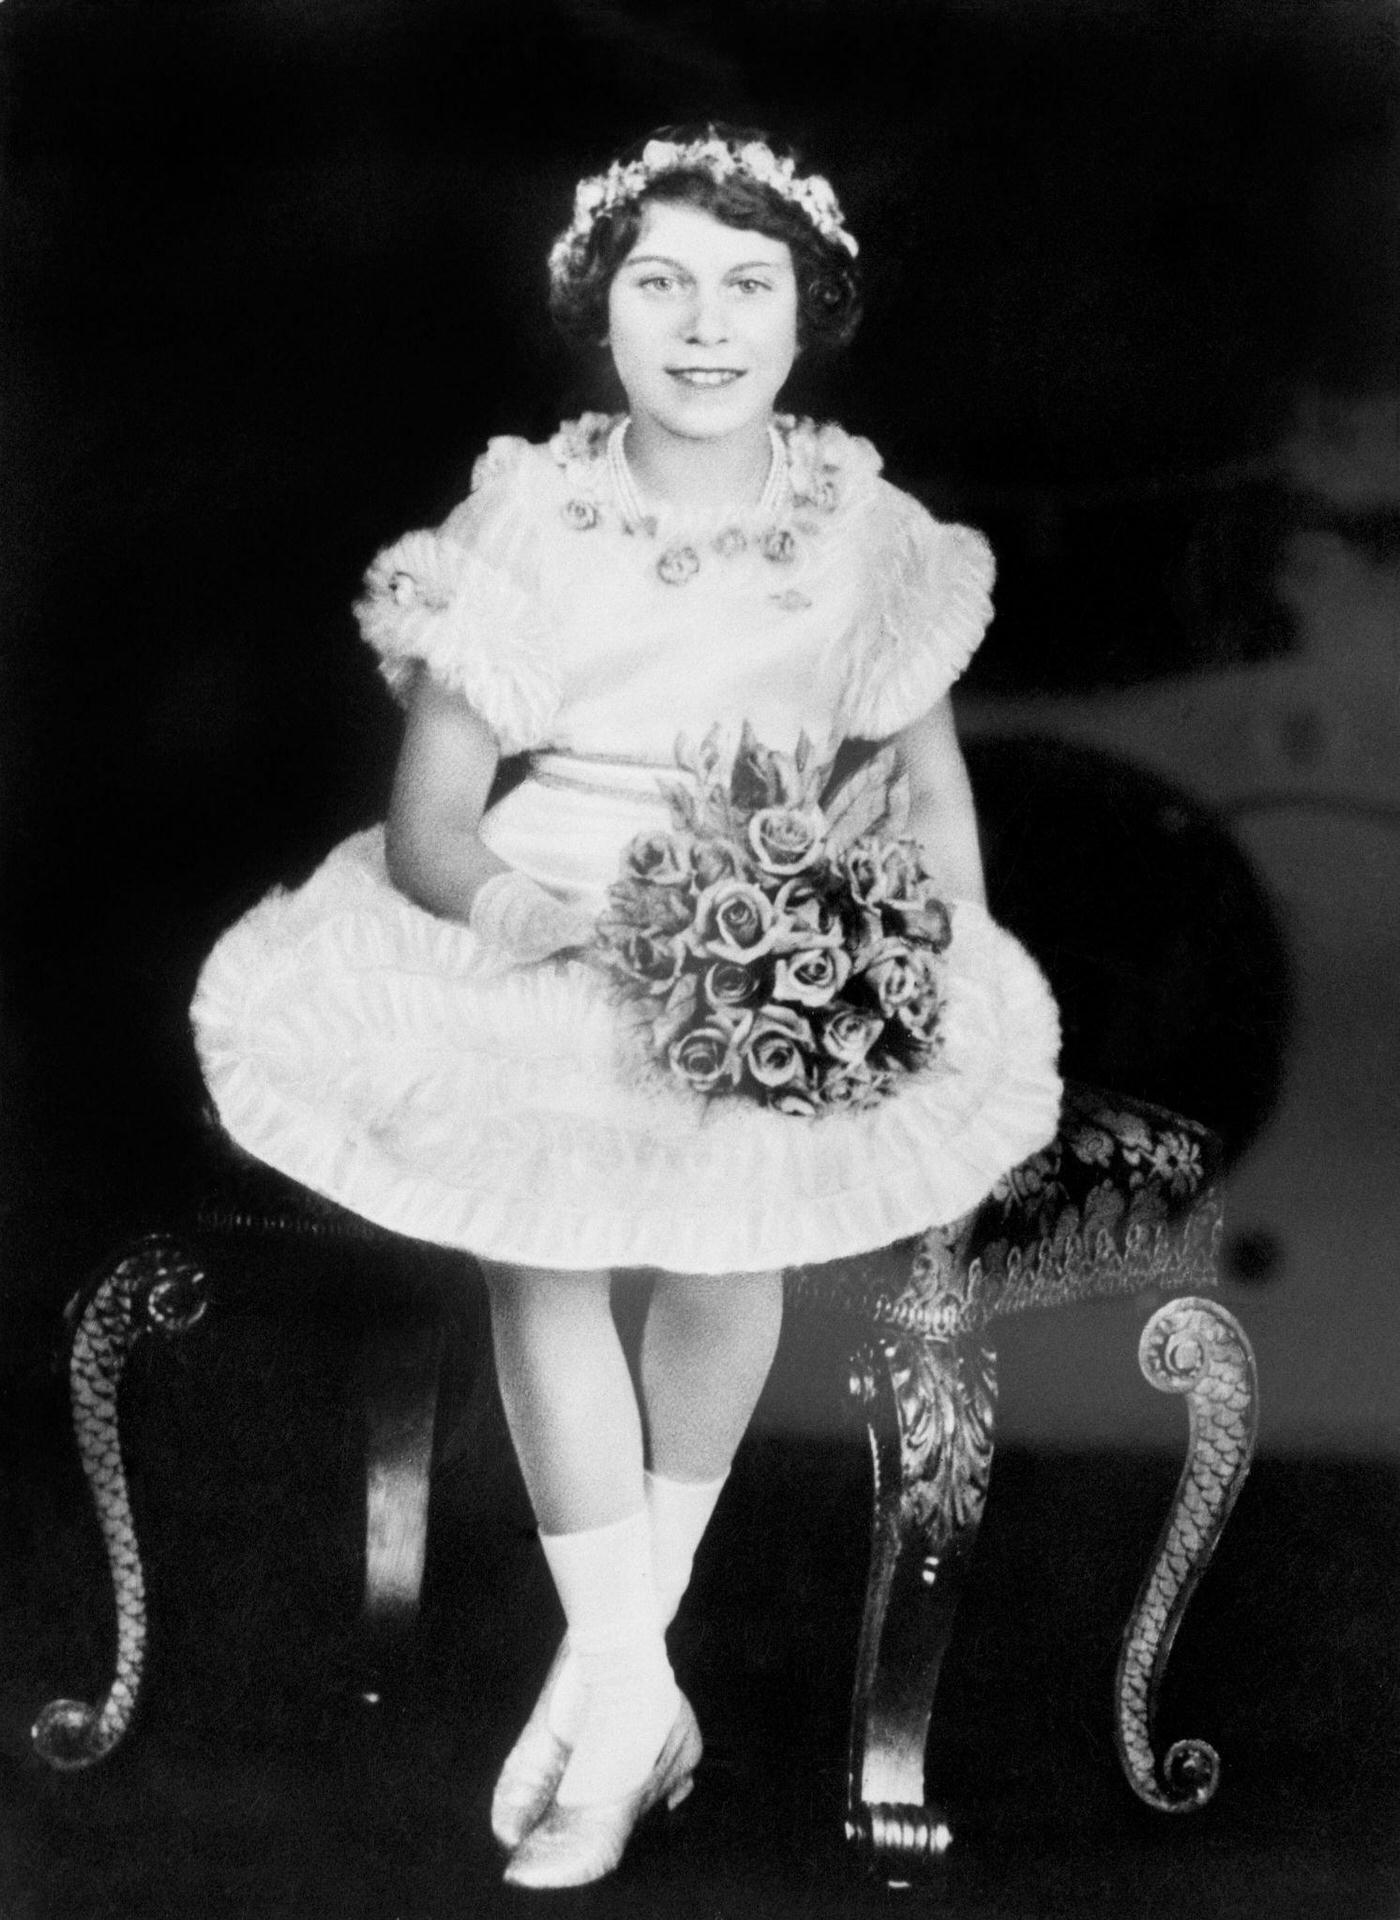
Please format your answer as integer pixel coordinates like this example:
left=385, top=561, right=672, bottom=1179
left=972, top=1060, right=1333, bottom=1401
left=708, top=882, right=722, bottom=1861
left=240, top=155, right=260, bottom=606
left=682, top=288, right=729, bottom=344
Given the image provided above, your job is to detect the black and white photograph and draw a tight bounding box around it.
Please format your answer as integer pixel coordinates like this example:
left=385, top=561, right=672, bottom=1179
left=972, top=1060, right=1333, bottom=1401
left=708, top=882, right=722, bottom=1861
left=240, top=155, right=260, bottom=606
left=2, top=2, right=1397, bottom=1914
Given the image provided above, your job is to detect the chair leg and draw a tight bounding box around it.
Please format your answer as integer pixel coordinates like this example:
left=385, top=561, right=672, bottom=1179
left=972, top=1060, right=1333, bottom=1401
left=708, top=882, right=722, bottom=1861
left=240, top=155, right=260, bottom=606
left=33, top=1236, right=209, bottom=1769
left=359, top=1285, right=447, bottom=1649
left=1115, top=1295, right=1258, bottom=1810
left=845, top=1326, right=997, bottom=1881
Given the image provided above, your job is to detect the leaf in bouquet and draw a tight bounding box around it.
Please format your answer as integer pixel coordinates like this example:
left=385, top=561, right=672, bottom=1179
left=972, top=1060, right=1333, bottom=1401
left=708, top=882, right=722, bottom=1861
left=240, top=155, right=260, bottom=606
left=884, top=767, right=912, bottom=834
left=662, top=778, right=703, bottom=834
left=730, top=720, right=792, bottom=815
left=651, top=973, right=701, bottom=1052
left=821, top=745, right=908, bottom=855
left=789, top=732, right=827, bottom=808
left=698, top=722, right=724, bottom=782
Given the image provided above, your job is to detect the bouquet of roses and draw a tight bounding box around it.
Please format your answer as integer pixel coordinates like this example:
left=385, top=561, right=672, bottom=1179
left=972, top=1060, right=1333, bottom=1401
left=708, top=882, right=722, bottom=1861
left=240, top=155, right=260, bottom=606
left=594, top=724, right=954, bottom=1115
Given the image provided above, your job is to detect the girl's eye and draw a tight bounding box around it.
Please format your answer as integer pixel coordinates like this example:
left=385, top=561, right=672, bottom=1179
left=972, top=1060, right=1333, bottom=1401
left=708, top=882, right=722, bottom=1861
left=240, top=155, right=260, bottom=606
left=639, top=274, right=680, bottom=293
left=734, top=278, right=773, bottom=295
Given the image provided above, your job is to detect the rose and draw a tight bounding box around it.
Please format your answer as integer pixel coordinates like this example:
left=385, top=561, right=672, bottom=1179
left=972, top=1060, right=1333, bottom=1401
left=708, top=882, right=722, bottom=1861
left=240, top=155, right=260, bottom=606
left=550, top=414, right=612, bottom=465
left=702, top=960, right=764, bottom=1010
left=669, top=1025, right=738, bottom=1093
left=794, top=477, right=838, bottom=514
left=837, top=842, right=887, bottom=907
left=874, top=845, right=952, bottom=951
left=603, top=878, right=694, bottom=936
left=861, top=939, right=922, bottom=1016
left=818, top=1061, right=890, bottom=1112
left=690, top=838, right=746, bottom=890
left=893, top=988, right=943, bottom=1048
left=622, top=830, right=694, bottom=889
left=772, top=1086, right=821, bottom=1117
left=844, top=904, right=888, bottom=970
left=743, top=1005, right=815, bottom=1089
left=642, top=137, right=684, bottom=171
left=759, top=526, right=797, bottom=564
left=357, top=530, right=463, bottom=654
left=667, top=1009, right=751, bottom=1094
left=909, top=943, right=945, bottom=994
left=818, top=1004, right=886, bottom=1067
left=877, top=841, right=927, bottom=906
left=747, top=805, right=825, bottom=876
left=712, top=526, right=748, bottom=559
left=886, top=898, right=952, bottom=953
left=609, top=928, right=687, bottom=995
left=772, top=944, right=851, bottom=1009
left=561, top=497, right=601, bottom=531
left=656, top=545, right=700, bottom=586
left=771, top=877, right=843, bottom=952
left=690, top=879, right=780, bottom=962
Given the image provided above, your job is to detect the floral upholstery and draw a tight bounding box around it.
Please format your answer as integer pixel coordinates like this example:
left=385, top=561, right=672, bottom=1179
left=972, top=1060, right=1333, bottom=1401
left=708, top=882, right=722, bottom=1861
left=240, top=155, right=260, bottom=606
left=784, top=1083, right=1224, bottom=1334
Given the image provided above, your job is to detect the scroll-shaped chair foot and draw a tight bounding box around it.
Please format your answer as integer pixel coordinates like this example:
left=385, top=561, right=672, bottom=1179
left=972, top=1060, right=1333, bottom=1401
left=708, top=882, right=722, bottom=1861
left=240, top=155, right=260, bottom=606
left=33, top=1236, right=209, bottom=1770
left=1115, top=1295, right=1257, bottom=1811
left=845, top=1326, right=997, bottom=1878
left=845, top=1803, right=953, bottom=1883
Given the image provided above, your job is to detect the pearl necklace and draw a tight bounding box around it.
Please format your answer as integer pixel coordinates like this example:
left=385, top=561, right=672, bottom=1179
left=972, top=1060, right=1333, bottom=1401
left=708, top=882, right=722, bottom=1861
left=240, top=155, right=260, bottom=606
left=606, top=417, right=788, bottom=530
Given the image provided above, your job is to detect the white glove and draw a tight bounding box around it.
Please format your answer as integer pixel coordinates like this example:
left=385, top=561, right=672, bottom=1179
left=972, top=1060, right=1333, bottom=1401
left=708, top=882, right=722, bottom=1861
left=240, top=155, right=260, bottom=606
left=469, top=870, right=596, bottom=963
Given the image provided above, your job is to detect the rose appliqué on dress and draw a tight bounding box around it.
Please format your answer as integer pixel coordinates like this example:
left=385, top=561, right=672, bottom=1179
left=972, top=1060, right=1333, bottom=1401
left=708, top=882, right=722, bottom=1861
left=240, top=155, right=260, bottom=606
left=656, top=545, right=701, bottom=586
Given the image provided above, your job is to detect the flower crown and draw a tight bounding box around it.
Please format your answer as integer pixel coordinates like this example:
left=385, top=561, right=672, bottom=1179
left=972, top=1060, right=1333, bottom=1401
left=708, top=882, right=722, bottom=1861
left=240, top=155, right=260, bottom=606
left=549, top=134, right=858, bottom=287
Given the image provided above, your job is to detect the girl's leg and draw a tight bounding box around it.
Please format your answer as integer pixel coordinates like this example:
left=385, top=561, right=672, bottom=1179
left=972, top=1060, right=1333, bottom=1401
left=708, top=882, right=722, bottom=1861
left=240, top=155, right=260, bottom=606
left=481, top=1261, right=679, bottom=1810
left=639, top=1269, right=784, bottom=1616
left=640, top=1269, right=784, bottom=1481
left=482, top=1261, right=642, bottom=1535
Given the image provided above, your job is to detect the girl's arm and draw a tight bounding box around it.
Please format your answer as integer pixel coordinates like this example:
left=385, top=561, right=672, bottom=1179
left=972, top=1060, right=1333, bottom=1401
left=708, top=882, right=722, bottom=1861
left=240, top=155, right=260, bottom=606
left=386, top=668, right=595, bottom=960
left=896, top=696, right=987, bottom=908
left=386, top=667, right=508, bottom=921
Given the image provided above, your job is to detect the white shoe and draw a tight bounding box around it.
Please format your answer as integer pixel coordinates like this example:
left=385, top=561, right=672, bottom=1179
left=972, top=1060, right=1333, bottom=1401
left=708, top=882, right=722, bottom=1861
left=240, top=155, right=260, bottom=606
left=489, top=1643, right=574, bottom=1850
left=502, top=1695, right=702, bottom=1890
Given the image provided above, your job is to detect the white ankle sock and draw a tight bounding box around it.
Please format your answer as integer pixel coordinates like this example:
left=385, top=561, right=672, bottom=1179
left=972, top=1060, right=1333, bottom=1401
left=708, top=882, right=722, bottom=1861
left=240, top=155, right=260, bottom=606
left=540, top=1512, right=678, bottom=1806
left=645, top=1467, right=729, bottom=1623
left=541, top=1471, right=728, bottom=1746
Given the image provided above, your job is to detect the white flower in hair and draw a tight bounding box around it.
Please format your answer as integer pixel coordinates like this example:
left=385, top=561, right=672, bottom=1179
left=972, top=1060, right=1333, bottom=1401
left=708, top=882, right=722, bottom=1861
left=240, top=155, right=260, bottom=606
left=641, top=138, right=682, bottom=171
left=550, top=132, right=859, bottom=284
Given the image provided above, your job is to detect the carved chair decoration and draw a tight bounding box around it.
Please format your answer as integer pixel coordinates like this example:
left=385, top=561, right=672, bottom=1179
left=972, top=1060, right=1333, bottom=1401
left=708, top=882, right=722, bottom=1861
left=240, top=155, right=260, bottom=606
left=35, top=1082, right=1255, bottom=1883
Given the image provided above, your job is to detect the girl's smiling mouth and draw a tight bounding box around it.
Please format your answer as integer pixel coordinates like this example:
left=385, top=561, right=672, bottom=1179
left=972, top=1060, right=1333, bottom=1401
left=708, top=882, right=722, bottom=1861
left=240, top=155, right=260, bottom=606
left=667, top=367, right=745, bottom=387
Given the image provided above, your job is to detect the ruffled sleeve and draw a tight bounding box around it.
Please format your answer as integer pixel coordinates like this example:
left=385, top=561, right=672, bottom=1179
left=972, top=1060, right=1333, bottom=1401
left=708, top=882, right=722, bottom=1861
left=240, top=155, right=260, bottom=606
left=354, top=436, right=561, bottom=756
left=840, top=482, right=996, bottom=740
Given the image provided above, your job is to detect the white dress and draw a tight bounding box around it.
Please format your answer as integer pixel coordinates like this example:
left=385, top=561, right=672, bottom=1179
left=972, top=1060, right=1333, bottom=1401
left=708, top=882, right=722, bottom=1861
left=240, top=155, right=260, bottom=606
left=191, top=414, right=1061, bottom=1274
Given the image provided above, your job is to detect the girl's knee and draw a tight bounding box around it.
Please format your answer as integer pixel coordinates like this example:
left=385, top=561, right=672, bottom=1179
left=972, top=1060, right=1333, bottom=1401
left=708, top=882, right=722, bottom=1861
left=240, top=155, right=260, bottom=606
left=479, top=1258, right=612, bottom=1319
left=651, top=1268, right=783, bottom=1321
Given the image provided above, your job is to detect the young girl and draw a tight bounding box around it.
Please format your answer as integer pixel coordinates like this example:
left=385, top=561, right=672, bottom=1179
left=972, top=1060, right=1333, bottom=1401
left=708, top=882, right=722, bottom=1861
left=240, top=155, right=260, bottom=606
left=192, top=125, right=1061, bottom=1889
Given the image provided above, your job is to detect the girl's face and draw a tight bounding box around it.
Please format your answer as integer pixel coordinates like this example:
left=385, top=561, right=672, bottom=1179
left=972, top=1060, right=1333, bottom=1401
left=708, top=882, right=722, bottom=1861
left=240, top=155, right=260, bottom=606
left=606, top=199, right=799, bottom=448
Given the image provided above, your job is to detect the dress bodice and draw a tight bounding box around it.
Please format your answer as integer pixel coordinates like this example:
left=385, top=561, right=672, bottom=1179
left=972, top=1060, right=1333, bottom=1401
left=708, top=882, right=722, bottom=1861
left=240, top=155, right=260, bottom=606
left=355, top=413, right=997, bottom=773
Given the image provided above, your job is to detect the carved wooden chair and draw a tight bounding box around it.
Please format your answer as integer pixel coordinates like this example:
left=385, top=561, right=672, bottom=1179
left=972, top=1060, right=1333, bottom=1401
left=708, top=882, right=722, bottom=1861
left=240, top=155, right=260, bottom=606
left=34, top=1082, right=1255, bottom=1884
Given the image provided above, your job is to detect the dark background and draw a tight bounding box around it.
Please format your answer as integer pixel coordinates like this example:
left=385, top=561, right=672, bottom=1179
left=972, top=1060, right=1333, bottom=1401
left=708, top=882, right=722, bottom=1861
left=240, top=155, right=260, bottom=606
left=2, top=2, right=1397, bottom=1915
